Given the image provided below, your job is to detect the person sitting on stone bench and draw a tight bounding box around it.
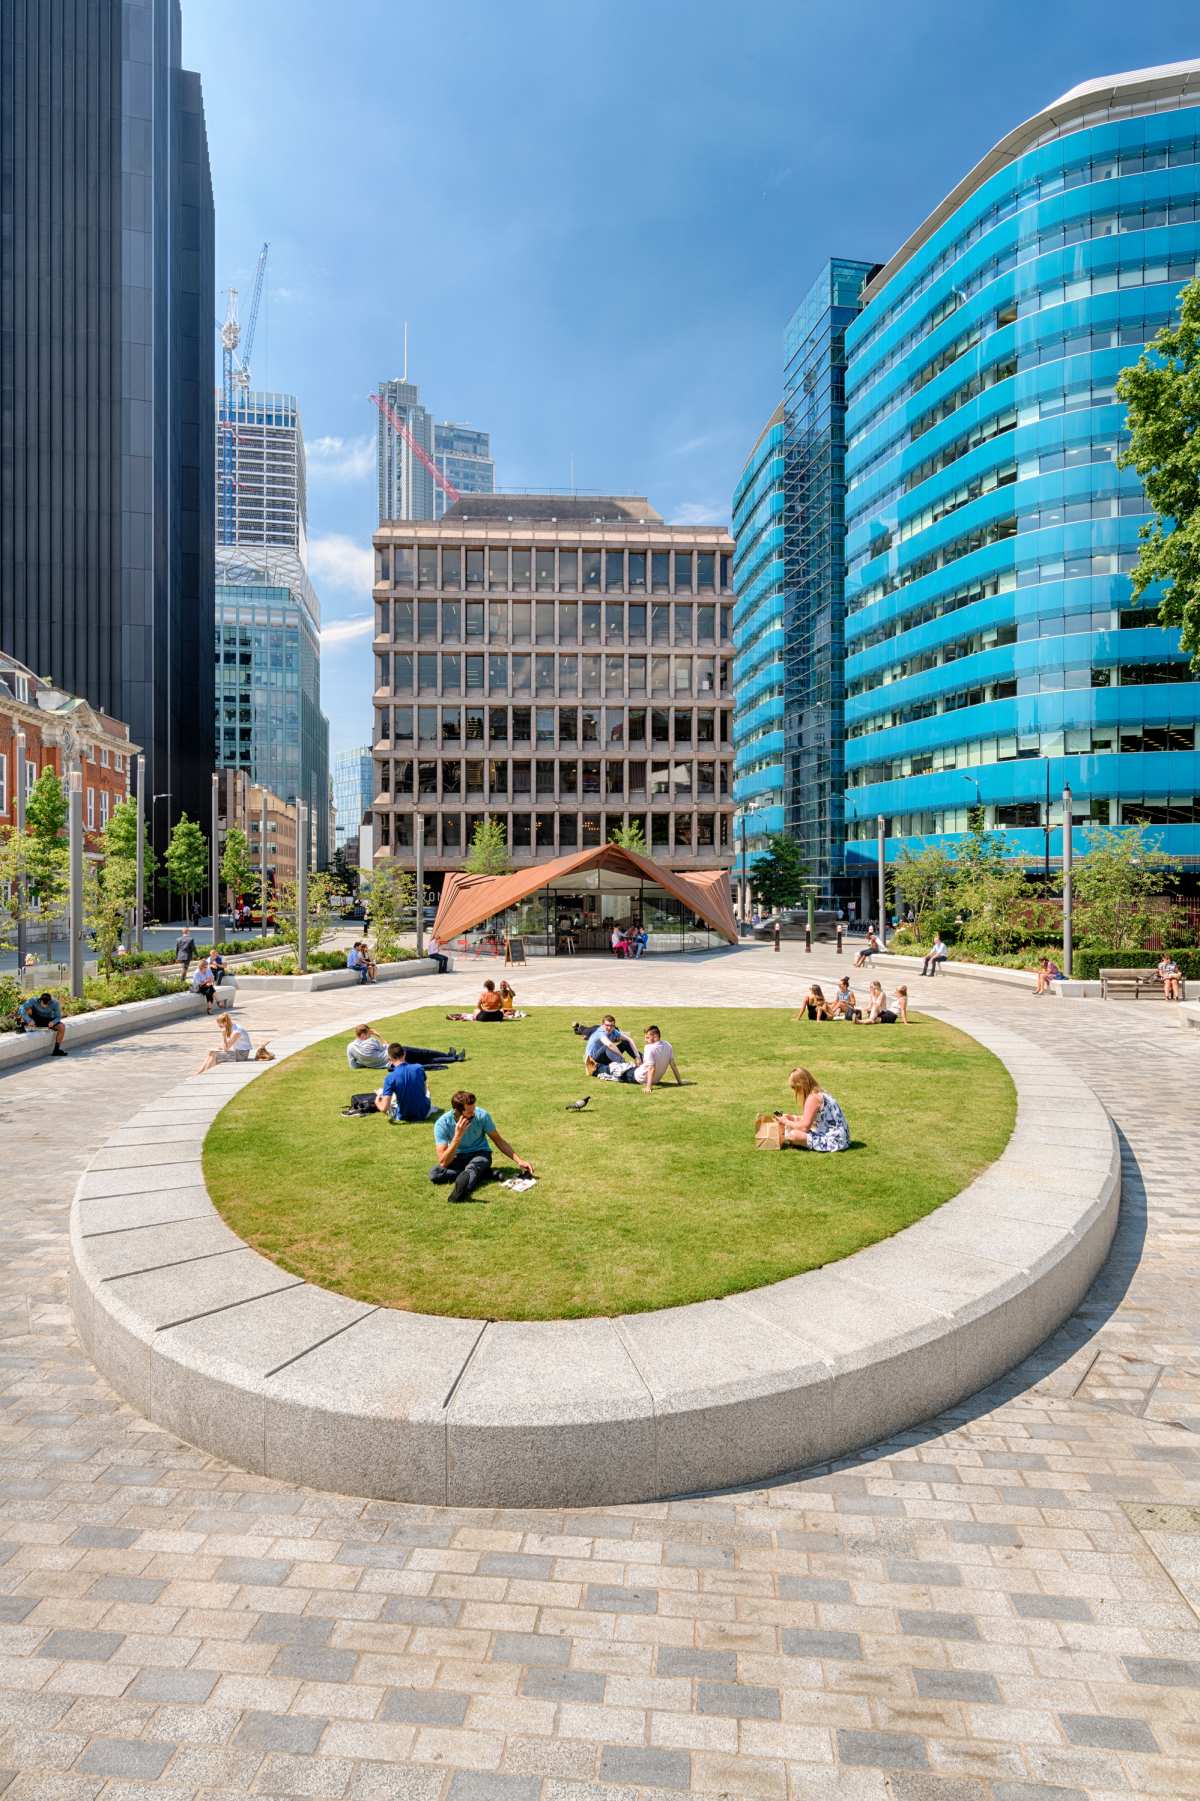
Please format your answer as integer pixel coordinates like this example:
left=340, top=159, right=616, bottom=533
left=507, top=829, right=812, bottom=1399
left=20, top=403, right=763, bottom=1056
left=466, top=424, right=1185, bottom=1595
left=16, top=991, right=66, bottom=1056
left=429, top=1089, right=534, bottom=1203
left=1157, top=954, right=1183, bottom=1002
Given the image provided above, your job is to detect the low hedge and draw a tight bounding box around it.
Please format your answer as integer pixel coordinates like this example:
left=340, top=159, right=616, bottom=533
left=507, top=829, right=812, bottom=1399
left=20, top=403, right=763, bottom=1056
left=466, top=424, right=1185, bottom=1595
left=0, top=969, right=185, bottom=1033
left=1072, top=947, right=1200, bottom=981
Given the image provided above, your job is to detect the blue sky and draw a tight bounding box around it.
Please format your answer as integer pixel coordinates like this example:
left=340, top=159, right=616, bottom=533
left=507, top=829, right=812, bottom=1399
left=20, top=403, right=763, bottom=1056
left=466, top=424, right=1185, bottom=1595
left=183, top=0, right=1197, bottom=754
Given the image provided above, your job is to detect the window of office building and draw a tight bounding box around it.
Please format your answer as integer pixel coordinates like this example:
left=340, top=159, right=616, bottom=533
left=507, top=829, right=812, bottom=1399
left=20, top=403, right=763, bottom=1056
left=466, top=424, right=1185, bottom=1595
left=536, top=548, right=555, bottom=590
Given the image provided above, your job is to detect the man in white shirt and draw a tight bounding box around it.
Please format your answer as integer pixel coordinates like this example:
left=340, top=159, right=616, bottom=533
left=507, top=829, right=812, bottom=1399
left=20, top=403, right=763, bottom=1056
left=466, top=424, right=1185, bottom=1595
left=604, top=1025, right=682, bottom=1091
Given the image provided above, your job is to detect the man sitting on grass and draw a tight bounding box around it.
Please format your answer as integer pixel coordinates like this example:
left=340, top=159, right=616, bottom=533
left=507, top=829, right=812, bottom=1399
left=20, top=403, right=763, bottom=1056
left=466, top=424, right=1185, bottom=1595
left=16, top=991, right=66, bottom=1056
left=429, top=1089, right=533, bottom=1203
left=603, top=1024, right=683, bottom=1092
left=376, top=1045, right=437, bottom=1123
left=582, top=1014, right=638, bottom=1075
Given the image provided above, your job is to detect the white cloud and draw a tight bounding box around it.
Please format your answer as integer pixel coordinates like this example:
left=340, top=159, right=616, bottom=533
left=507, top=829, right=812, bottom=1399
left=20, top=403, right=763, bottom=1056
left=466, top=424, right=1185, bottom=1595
left=307, top=433, right=375, bottom=485
left=320, top=614, right=374, bottom=649
left=670, top=500, right=726, bottom=527
left=308, top=532, right=372, bottom=595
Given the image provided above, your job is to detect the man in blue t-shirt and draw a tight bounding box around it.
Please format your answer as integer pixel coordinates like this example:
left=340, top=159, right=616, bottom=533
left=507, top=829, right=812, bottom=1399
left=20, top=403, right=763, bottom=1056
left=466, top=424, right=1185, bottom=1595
left=375, top=1045, right=436, bottom=1124
left=583, top=1015, right=637, bottom=1076
left=430, top=1089, right=533, bottom=1203
left=17, top=991, right=66, bottom=1056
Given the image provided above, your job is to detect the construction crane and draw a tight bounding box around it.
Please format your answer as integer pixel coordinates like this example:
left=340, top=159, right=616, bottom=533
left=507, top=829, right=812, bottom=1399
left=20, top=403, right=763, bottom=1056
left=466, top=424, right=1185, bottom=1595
left=370, top=390, right=462, bottom=514
left=217, top=242, right=270, bottom=543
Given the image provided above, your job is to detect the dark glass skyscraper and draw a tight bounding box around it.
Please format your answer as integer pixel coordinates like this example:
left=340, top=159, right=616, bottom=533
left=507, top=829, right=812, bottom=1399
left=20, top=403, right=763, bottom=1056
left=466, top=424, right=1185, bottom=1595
left=781, top=259, right=877, bottom=901
left=0, top=0, right=215, bottom=835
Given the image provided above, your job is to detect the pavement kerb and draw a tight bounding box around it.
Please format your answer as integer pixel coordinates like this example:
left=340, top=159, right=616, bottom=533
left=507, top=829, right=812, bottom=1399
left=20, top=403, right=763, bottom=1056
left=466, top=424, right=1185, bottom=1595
left=68, top=1003, right=1120, bottom=1508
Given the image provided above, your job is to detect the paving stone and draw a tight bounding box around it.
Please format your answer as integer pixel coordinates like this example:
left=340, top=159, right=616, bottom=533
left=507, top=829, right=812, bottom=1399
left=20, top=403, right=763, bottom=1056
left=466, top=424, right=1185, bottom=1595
left=0, top=1602, right=34, bottom=1625
left=85, top=1575, right=166, bottom=1604
left=781, top=1627, right=862, bottom=1661
left=446, top=1775, right=541, bottom=1800
left=75, top=1736, right=175, bottom=1779
left=234, top=1709, right=327, bottom=1754
left=477, top=1553, right=553, bottom=1580
left=897, top=1611, right=981, bottom=1642
left=492, top=1631, right=570, bottom=1667
left=913, top=1668, right=1002, bottom=1704
left=598, top=1743, right=690, bottom=1789
left=378, top=1595, right=462, bottom=1627
left=655, top=1647, right=737, bottom=1680
left=837, top=1727, right=929, bottom=1769
left=247, top=1613, right=334, bottom=1647
left=887, top=1561, right=963, bottom=1587
left=36, top=1630, right=124, bottom=1662
left=1011, top=1594, right=1094, bottom=1623
left=992, top=1786, right=1088, bottom=1801
left=215, top=1556, right=293, bottom=1587
left=582, top=1584, right=657, bottom=1614
left=1059, top=1709, right=1159, bottom=1751
left=270, top=1645, right=359, bottom=1684
left=777, top=1576, right=852, bottom=1603
left=379, top=1686, right=470, bottom=1724
left=695, top=1681, right=780, bottom=1719
left=127, top=1668, right=218, bottom=1703
left=1122, top=1655, right=1200, bottom=1687
left=520, top=1668, right=605, bottom=1703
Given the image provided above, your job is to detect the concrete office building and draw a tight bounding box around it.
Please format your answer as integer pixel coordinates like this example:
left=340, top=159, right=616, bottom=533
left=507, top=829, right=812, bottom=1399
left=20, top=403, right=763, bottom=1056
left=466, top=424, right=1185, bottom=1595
left=371, top=495, right=735, bottom=878
left=843, top=61, right=1200, bottom=880
left=0, top=0, right=215, bottom=837
left=377, top=373, right=494, bottom=522
left=731, top=407, right=786, bottom=904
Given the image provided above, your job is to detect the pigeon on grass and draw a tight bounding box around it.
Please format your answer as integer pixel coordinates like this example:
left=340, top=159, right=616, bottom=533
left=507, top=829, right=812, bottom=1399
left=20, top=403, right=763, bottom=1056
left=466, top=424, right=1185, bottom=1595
left=564, top=1096, right=591, bottom=1113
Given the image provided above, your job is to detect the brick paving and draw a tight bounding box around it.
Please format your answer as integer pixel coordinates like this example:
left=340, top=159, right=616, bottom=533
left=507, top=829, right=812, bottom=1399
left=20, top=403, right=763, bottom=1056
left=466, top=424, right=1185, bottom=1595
left=0, top=945, right=1197, bottom=1800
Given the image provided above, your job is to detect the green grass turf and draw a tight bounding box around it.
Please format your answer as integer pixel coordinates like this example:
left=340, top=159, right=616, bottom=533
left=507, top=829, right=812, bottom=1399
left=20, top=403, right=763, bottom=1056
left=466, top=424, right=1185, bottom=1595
left=203, top=1005, right=1014, bottom=1321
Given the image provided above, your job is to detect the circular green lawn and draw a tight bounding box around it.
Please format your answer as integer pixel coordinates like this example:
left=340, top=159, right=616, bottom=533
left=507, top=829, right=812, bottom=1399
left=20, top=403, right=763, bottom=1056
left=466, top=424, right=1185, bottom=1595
left=203, top=1005, right=1014, bottom=1321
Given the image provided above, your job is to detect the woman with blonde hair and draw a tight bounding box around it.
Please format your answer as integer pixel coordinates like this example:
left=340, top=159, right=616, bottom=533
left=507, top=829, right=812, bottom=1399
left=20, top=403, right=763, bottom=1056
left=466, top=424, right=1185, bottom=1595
left=194, top=1010, right=254, bottom=1075
left=777, top=1066, right=850, bottom=1153
left=796, top=984, right=832, bottom=1022
left=864, top=980, right=898, bottom=1024
left=498, top=979, right=517, bottom=1015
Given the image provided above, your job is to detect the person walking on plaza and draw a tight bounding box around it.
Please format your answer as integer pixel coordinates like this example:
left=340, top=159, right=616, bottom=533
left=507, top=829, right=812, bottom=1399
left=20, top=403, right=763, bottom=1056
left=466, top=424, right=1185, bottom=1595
left=429, top=1090, right=534, bottom=1203
left=175, top=927, right=197, bottom=977
left=16, top=991, right=66, bottom=1055
left=921, top=932, right=948, bottom=977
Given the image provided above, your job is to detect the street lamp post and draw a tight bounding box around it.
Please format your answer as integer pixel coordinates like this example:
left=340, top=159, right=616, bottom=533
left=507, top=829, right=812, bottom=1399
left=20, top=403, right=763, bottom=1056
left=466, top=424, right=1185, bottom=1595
left=68, top=768, right=84, bottom=999
left=739, top=811, right=749, bottom=933
left=260, top=792, right=269, bottom=944
left=1062, top=783, right=1073, bottom=977
left=210, top=774, right=220, bottom=952
left=14, top=728, right=27, bottom=976
left=297, top=800, right=308, bottom=975
left=134, top=755, right=145, bottom=951
left=876, top=815, right=887, bottom=948
left=414, top=812, right=424, bottom=959
left=150, top=792, right=172, bottom=925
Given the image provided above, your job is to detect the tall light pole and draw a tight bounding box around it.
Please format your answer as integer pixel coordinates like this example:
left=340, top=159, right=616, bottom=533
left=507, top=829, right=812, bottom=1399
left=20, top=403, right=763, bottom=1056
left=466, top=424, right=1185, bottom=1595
left=134, top=755, right=145, bottom=951
left=739, top=810, right=749, bottom=932
left=414, top=811, right=424, bottom=959
left=876, top=814, right=887, bottom=947
left=1062, top=782, right=1073, bottom=977
left=210, top=774, right=220, bottom=952
left=14, top=728, right=27, bottom=976
left=68, top=768, right=84, bottom=998
left=260, top=791, right=269, bottom=944
left=151, top=792, right=172, bottom=924
left=296, top=800, right=309, bottom=974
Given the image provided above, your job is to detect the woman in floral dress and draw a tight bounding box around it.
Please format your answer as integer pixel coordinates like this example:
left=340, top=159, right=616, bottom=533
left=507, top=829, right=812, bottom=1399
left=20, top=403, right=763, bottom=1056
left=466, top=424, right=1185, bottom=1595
left=778, top=1066, right=850, bottom=1153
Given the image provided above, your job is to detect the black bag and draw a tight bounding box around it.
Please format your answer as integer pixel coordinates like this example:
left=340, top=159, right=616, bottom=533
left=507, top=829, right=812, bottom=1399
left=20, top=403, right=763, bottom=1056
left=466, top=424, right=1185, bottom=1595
left=343, top=1092, right=379, bottom=1116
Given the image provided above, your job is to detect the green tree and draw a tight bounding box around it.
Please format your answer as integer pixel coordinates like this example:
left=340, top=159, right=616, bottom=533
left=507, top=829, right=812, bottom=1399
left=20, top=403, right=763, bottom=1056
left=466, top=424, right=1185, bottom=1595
left=362, top=862, right=414, bottom=961
left=100, top=797, right=157, bottom=888
left=163, top=813, right=208, bottom=920
left=608, top=819, right=647, bottom=854
left=220, top=825, right=254, bottom=910
left=1070, top=824, right=1179, bottom=951
left=273, top=870, right=332, bottom=957
left=895, top=841, right=960, bottom=927
left=1116, top=277, right=1200, bottom=665
left=330, top=844, right=360, bottom=896
left=0, top=827, right=35, bottom=960
left=464, top=815, right=511, bottom=875
left=948, top=815, right=1029, bottom=955
left=87, top=857, right=135, bottom=979
left=752, top=834, right=809, bottom=912
left=24, top=768, right=69, bottom=961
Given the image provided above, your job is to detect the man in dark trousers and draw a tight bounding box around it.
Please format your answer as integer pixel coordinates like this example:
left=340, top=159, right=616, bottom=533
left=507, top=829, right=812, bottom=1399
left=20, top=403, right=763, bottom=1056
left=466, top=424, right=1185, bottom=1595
left=175, top=927, right=197, bottom=976
left=429, top=1089, right=533, bottom=1203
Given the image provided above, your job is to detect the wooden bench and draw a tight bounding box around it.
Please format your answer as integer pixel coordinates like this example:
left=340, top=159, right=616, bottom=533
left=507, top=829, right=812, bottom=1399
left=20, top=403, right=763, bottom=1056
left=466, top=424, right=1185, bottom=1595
left=1099, top=968, right=1186, bottom=1001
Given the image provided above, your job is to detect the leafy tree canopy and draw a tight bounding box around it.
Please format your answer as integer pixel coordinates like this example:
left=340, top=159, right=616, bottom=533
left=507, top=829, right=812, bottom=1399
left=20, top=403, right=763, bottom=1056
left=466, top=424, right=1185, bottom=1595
left=1116, top=276, right=1200, bottom=664
left=1070, top=824, right=1179, bottom=951
left=608, top=820, right=647, bottom=853
left=163, top=814, right=208, bottom=911
left=753, top=835, right=809, bottom=912
left=464, top=815, right=511, bottom=876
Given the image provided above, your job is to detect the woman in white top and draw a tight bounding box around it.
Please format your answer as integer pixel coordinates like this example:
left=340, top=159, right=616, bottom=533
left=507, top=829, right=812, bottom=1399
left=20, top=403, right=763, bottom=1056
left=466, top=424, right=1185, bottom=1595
left=195, top=1011, right=254, bottom=1074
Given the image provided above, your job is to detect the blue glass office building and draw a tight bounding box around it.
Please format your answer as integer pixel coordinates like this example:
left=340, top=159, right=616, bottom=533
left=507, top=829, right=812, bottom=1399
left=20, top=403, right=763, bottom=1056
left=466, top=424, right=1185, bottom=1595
left=843, top=63, right=1200, bottom=883
left=731, top=405, right=786, bottom=897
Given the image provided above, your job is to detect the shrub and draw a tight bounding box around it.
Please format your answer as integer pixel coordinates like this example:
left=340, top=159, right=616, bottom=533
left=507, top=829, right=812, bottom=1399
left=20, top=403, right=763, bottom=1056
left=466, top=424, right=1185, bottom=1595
left=1072, top=947, right=1200, bottom=981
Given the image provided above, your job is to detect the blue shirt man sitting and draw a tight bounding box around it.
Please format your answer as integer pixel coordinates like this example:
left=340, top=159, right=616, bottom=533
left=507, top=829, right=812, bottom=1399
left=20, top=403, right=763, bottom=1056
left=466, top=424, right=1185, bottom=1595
left=17, top=991, right=66, bottom=1056
left=583, top=1015, right=637, bottom=1076
left=375, top=1045, right=437, bottom=1123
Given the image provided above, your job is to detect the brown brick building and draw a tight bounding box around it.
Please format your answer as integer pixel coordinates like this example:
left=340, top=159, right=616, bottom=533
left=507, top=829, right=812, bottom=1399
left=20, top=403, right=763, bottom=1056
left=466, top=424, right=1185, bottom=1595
left=0, top=653, right=136, bottom=856
left=371, top=495, right=735, bottom=878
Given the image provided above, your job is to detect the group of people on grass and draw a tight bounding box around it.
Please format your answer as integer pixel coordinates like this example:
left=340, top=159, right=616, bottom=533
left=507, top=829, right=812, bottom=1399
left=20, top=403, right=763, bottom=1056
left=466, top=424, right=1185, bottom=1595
left=798, top=978, right=908, bottom=1026
left=447, top=978, right=519, bottom=1022
left=580, top=1014, right=682, bottom=1090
